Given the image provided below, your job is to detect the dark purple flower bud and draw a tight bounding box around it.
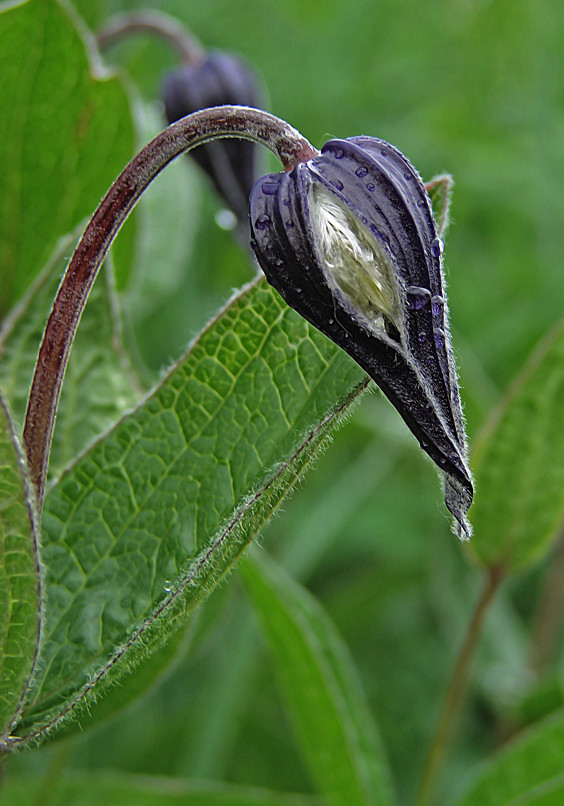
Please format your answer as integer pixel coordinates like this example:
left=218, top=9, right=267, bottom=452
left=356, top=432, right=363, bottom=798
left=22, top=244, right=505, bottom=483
left=250, top=137, right=473, bottom=538
left=163, top=52, right=263, bottom=222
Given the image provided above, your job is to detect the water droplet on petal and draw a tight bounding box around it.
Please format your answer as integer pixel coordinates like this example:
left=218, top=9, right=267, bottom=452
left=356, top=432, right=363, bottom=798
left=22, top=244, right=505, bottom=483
left=380, top=149, right=388, bottom=156
left=366, top=183, right=375, bottom=192
left=332, top=179, right=344, bottom=191
left=418, top=331, right=427, bottom=343
left=406, top=286, right=431, bottom=310
left=282, top=198, right=291, bottom=207
left=431, top=296, right=445, bottom=317
left=255, top=214, right=271, bottom=230
left=286, top=219, right=295, bottom=228
left=434, top=328, right=445, bottom=349
left=404, top=173, right=412, bottom=181
left=356, top=166, right=368, bottom=178
left=431, top=238, right=444, bottom=258
left=262, top=182, right=278, bottom=195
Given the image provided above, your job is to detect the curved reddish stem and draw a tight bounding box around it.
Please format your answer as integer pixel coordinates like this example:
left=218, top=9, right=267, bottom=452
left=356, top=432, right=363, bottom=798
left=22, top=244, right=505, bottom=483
left=96, top=10, right=206, bottom=65
left=23, top=106, right=318, bottom=508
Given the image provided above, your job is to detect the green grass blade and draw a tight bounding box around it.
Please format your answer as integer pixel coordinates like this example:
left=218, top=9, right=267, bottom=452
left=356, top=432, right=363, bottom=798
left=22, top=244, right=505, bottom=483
left=0, top=392, right=40, bottom=745
left=454, top=709, right=564, bottom=806
left=12, top=279, right=367, bottom=743
left=0, top=0, right=135, bottom=316
left=470, top=320, right=564, bottom=571
left=241, top=549, right=393, bottom=806
left=0, top=770, right=324, bottom=806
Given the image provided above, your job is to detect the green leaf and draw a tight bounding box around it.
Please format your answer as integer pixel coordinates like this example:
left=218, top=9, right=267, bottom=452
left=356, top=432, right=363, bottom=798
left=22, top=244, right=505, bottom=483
left=509, top=675, right=564, bottom=730
left=454, top=708, right=564, bottom=806
left=60, top=617, right=196, bottom=739
left=0, top=230, right=79, bottom=432
left=505, top=777, right=564, bottom=806
left=0, top=231, right=140, bottom=479
left=0, top=770, right=324, bottom=806
left=470, top=320, right=564, bottom=571
left=0, top=391, right=40, bottom=744
left=241, top=549, right=393, bottom=806
left=12, top=279, right=367, bottom=744
left=0, top=0, right=135, bottom=317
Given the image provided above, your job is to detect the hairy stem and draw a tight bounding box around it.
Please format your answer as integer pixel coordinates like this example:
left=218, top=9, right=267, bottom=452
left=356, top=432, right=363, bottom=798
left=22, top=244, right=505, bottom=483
left=415, top=564, right=505, bottom=806
left=22, top=106, right=318, bottom=509
left=96, top=10, right=205, bottom=64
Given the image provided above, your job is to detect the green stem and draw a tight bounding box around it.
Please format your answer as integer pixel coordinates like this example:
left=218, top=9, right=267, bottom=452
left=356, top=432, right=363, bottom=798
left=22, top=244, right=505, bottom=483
left=415, top=564, right=504, bottom=806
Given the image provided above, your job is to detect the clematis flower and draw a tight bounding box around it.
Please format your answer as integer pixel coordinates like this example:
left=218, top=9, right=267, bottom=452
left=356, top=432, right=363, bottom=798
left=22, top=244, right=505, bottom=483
left=163, top=52, right=263, bottom=223
left=250, top=137, right=473, bottom=538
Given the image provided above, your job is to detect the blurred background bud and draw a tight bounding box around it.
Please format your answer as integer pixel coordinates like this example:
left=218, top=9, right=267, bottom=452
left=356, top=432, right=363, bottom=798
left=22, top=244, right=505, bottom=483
left=163, top=52, right=265, bottom=224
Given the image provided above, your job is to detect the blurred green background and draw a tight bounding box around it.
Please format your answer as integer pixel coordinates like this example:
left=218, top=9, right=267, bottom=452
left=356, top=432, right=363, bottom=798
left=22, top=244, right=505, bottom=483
left=7, top=0, right=564, bottom=804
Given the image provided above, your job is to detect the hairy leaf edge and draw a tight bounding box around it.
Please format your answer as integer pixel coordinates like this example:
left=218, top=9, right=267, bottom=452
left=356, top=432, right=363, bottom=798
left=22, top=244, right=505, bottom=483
left=0, top=393, right=42, bottom=748
left=13, top=273, right=370, bottom=742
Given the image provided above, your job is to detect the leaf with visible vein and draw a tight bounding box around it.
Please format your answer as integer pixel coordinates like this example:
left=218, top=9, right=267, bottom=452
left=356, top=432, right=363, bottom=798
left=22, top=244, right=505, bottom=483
left=12, top=279, right=368, bottom=744
left=241, top=549, right=393, bottom=806
left=0, top=232, right=140, bottom=479
left=454, top=708, right=564, bottom=806
left=470, top=320, right=564, bottom=571
left=0, top=391, right=40, bottom=744
left=0, top=0, right=135, bottom=316
left=0, top=770, right=324, bottom=806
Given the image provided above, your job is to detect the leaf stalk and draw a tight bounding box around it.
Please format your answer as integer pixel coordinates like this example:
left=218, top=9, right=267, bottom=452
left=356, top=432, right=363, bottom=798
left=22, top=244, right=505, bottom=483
left=415, top=564, right=504, bottom=806
left=96, top=10, right=206, bottom=64
left=22, top=106, right=318, bottom=508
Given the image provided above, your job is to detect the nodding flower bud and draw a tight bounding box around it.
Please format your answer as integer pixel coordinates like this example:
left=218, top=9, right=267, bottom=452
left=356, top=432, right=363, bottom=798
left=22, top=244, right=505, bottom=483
left=250, top=137, right=473, bottom=539
left=163, top=52, right=263, bottom=223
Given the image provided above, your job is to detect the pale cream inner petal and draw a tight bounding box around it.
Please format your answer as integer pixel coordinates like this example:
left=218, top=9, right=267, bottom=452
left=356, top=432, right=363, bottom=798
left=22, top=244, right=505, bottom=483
left=309, top=183, right=401, bottom=333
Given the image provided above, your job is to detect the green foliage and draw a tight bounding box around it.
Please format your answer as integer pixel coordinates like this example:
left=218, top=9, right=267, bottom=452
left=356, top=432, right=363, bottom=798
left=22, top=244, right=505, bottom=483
left=471, top=322, right=564, bottom=571
left=0, top=231, right=140, bottom=476
left=455, top=710, right=564, bottom=806
left=0, top=393, right=39, bottom=740
left=0, top=770, right=323, bottom=806
left=0, top=0, right=135, bottom=315
left=3, top=1, right=564, bottom=806
left=242, top=550, right=392, bottom=806
left=13, top=279, right=366, bottom=741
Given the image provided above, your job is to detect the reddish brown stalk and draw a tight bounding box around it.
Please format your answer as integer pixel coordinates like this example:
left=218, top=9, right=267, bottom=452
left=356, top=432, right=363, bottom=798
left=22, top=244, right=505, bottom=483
left=96, top=10, right=206, bottom=64
left=415, top=564, right=505, bottom=806
left=22, top=106, right=318, bottom=508
left=530, top=530, right=564, bottom=675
